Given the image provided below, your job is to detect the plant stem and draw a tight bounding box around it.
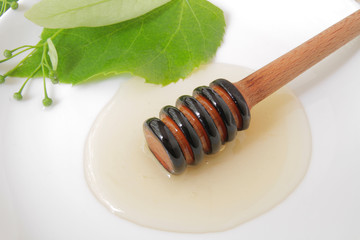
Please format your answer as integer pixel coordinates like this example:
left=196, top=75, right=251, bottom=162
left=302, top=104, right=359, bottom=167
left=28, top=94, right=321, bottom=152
left=41, top=44, right=49, bottom=99
left=3, top=47, right=38, bottom=77
left=0, top=1, right=8, bottom=16
left=11, top=45, right=37, bottom=52
left=17, top=63, right=41, bottom=94
left=0, top=47, right=33, bottom=63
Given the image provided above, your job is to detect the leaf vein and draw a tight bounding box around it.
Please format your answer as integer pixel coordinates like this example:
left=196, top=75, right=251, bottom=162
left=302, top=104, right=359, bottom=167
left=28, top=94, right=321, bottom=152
left=122, top=20, right=144, bottom=55
left=135, top=0, right=185, bottom=71
left=43, top=0, right=112, bottom=20
left=184, top=0, right=206, bottom=52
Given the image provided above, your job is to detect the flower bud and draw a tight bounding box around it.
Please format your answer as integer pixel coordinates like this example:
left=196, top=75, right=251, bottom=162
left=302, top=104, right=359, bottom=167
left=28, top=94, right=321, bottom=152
left=11, top=2, right=19, bottom=10
left=3, top=50, right=12, bottom=58
left=42, top=97, right=53, bottom=107
left=13, top=92, right=23, bottom=100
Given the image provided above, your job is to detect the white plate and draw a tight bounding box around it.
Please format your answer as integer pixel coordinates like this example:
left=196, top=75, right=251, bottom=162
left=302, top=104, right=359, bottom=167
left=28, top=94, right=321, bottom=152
left=1, top=0, right=360, bottom=239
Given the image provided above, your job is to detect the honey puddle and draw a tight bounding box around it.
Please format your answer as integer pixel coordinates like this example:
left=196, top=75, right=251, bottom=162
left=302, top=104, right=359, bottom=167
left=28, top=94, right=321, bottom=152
left=84, top=63, right=312, bottom=233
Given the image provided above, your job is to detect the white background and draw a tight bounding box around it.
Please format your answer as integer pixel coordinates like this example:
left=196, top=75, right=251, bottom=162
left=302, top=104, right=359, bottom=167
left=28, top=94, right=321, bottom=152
left=1, top=0, right=360, bottom=239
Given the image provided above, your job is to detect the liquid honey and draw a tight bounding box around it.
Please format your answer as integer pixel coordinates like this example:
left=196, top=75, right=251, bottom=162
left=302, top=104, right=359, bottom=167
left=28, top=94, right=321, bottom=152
left=84, top=63, right=312, bottom=233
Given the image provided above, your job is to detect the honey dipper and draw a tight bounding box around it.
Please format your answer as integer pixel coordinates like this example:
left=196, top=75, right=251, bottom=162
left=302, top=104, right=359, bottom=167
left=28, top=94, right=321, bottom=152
left=143, top=9, right=360, bottom=174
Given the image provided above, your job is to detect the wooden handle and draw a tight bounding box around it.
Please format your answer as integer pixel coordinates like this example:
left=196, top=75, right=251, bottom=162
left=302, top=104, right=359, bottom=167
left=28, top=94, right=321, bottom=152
left=234, top=9, right=360, bottom=109
left=144, top=9, right=360, bottom=175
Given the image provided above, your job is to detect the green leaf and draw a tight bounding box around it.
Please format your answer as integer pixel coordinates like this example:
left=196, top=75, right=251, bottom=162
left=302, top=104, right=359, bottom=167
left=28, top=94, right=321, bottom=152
left=47, top=38, right=58, bottom=70
left=25, top=0, right=171, bottom=29
left=9, top=0, right=225, bottom=85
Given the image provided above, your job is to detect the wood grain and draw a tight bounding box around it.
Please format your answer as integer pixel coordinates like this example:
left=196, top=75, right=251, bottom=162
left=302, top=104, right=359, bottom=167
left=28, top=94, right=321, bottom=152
left=235, top=10, right=360, bottom=109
